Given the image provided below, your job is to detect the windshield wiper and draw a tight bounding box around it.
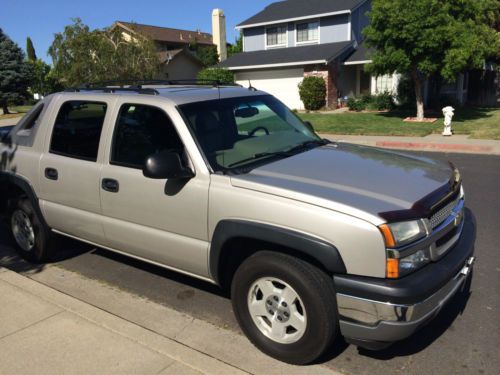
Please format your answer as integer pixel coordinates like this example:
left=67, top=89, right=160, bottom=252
left=227, top=139, right=330, bottom=168
left=282, top=139, right=330, bottom=154
left=228, top=151, right=291, bottom=168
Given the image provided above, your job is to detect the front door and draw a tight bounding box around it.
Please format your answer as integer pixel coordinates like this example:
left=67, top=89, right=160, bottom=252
left=99, top=102, right=210, bottom=278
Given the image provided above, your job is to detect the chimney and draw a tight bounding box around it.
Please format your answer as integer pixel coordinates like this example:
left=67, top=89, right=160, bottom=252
left=212, top=9, right=227, bottom=62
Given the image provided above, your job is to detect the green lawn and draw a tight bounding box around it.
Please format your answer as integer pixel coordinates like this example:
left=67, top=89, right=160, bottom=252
left=0, top=105, right=33, bottom=120
left=299, top=107, right=500, bottom=139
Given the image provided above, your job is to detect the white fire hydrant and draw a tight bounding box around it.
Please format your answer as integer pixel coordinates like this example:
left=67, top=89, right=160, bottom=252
left=442, top=106, right=455, bottom=136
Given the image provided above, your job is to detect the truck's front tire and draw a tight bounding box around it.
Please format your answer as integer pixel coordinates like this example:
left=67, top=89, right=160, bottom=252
left=231, top=251, right=339, bottom=365
left=9, top=198, right=57, bottom=263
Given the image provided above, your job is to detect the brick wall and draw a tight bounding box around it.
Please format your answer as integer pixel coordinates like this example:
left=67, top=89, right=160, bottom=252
left=304, top=64, right=339, bottom=109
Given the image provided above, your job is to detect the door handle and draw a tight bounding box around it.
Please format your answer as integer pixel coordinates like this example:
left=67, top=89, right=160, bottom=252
left=45, top=168, right=58, bottom=181
left=102, top=178, right=119, bottom=193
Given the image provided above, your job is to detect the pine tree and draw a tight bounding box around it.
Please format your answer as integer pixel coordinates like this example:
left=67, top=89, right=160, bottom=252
left=26, top=37, right=37, bottom=61
left=0, top=29, right=33, bottom=114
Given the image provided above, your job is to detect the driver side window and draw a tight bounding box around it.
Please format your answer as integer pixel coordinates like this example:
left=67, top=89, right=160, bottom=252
left=111, top=104, right=183, bottom=169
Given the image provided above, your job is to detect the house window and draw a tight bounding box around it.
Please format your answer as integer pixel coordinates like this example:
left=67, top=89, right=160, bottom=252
left=375, top=75, right=394, bottom=93
left=296, top=22, right=319, bottom=43
left=266, top=25, right=287, bottom=47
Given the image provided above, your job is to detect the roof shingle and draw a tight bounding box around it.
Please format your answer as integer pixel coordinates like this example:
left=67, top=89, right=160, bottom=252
left=219, top=41, right=354, bottom=70
left=237, top=0, right=367, bottom=28
left=116, top=21, right=213, bottom=45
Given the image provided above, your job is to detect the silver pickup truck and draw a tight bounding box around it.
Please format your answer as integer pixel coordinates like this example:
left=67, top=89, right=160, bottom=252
left=0, top=82, right=475, bottom=364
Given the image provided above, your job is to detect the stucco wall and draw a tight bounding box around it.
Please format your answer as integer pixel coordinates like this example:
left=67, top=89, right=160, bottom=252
left=320, top=15, right=350, bottom=44
left=242, top=13, right=352, bottom=52
left=243, top=27, right=265, bottom=52
left=351, top=1, right=371, bottom=43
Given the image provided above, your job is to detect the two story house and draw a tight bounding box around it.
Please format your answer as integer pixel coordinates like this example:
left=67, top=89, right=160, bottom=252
left=219, top=0, right=397, bottom=110
left=113, top=13, right=230, bottom=81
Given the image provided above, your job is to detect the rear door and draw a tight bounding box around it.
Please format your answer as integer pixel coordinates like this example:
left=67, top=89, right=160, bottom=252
left=39, top=96, right=113, bottom=244
left=98, top=99, right=210, bottom=278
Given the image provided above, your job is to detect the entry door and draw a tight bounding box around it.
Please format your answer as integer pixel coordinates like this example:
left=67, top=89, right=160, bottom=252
left=39, top=99, right=110, bottom=244
left=99, top=103, right=210, bottom=278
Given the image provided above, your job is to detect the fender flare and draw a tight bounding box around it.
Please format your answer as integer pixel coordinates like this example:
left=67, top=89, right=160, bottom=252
left=209, top=220, right=346, bottom=285
left=0, top=172, right=48, bottom=227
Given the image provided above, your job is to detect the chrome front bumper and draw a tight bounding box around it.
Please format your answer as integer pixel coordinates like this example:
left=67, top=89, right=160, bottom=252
left=337, top=256, right=475, bottom=344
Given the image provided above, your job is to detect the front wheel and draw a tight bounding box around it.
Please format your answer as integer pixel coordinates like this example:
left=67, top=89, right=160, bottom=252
left=231, top=251, right=339, bottom=365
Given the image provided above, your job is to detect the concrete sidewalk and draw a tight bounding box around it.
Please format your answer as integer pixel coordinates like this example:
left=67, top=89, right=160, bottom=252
left=0, top=267, right=245, bottom=375
left=0, top=265, right=342, bottom=375
left=321, top=133, right=500, bottom=155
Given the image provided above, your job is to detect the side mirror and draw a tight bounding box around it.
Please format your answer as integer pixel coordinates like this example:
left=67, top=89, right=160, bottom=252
left=303, top=121, right=315, bottom=133
left=143, top=151, right=194, bottom=180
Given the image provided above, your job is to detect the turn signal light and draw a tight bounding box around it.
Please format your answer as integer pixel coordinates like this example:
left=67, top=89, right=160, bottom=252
left=386, top=258, right=399, bottom=278
left=379, top=224, right=396, bottom=248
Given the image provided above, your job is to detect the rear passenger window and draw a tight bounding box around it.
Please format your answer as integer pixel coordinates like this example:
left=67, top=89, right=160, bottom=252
left=111, top=104, right=183, bottom=169
left=50, top=101, right=107, bottom=161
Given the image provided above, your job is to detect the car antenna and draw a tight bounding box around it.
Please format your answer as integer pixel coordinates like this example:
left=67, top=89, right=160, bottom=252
left=248, top=80, right=257, bottom=91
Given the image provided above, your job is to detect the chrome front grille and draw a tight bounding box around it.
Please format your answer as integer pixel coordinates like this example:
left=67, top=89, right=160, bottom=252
left=429, top=196, right=461, bottom=229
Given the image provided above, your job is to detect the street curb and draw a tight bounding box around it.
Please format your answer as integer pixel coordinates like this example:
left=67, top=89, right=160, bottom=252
left=374, top=141, right=495, bottom=154
left=320, top=134, right=500, bottom=155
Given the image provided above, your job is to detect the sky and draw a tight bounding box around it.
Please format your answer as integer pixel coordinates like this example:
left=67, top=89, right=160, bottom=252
left=0, top=0, right=277, bottom=63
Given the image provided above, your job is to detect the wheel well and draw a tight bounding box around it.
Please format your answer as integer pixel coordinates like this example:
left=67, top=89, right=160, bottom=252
left=0, top=181, right=27, bottom=216
left=217, top=237, right=333, bottom=291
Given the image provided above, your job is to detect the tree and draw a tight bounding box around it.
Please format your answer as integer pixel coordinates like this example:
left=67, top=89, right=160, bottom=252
left=364, top=0, right=500, bottom=120
left=189, top=41, right=219, bottom=68
left=0, top=28, right=33, bottom=114
left=26, top=37, right=37, bottom=61
left=197, top=67, right=234, bottom=83
left=48, top=19, right=160, bottom=87
left=228, top=31, right=243, bottom=56
left=29, top=59, right=63, bottom=96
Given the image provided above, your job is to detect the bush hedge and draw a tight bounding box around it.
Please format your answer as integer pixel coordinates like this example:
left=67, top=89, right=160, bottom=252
left=346, top=92, right=395, bottom=111
left=197, top=68, right=235, bottom=84
left=298, top=76, right=326, bottom=111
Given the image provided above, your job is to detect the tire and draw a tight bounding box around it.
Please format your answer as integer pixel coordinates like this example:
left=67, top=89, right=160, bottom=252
left=9, top=198, right=57, bottom=263
left=231, top=251, right=338, bottom=365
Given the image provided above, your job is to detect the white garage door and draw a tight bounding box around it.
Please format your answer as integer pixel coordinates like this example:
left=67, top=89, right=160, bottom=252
left=235, top=68, right=305, bottom=110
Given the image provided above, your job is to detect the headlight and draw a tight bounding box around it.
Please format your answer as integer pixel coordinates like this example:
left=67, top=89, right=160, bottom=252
left=379, top=220, right=427, bottom=248
left=379, top=220, right=430, bottom=278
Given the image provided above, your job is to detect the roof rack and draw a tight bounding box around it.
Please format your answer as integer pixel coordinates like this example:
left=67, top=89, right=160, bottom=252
left=64, top=79, right=242, bottom=95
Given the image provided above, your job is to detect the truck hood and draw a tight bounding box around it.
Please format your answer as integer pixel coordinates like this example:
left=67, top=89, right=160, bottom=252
left=230, top=143, right=453, bottom=224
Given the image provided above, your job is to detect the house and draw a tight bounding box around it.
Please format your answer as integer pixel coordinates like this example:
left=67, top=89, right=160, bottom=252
left=219, top=0, right=388, bottom=110
left=220, top=0, right=488, bottom=110
left=113, top=16, right=228, bottom=80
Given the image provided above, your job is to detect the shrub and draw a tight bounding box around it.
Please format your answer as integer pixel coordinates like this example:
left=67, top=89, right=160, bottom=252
left=369, top=92, right=395, bottom=110
left=347, top=92, right=395, bottom=111
left=197, top=68, right=235, bottom=84
left=298, top=76, right=326, bottom=111
left=346, top=97, right=366, bottom=111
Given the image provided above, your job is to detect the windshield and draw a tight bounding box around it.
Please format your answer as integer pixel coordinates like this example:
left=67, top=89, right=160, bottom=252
left=178, top=95, right=321, bottom=172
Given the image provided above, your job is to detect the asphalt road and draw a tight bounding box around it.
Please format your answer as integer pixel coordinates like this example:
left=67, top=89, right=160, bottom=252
left=1, top=152, right=499, bottom=375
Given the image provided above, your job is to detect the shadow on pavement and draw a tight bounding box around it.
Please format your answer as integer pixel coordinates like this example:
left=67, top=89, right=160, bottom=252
left=0, top=223, right=91, bottom=274
left=91, top=248, right=228, bottom=298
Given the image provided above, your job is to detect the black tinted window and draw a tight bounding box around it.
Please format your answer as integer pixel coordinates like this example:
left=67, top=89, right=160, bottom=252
left=111, top=104, right=183, bottom=169
left=50, top=101, right=107, bottom=161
